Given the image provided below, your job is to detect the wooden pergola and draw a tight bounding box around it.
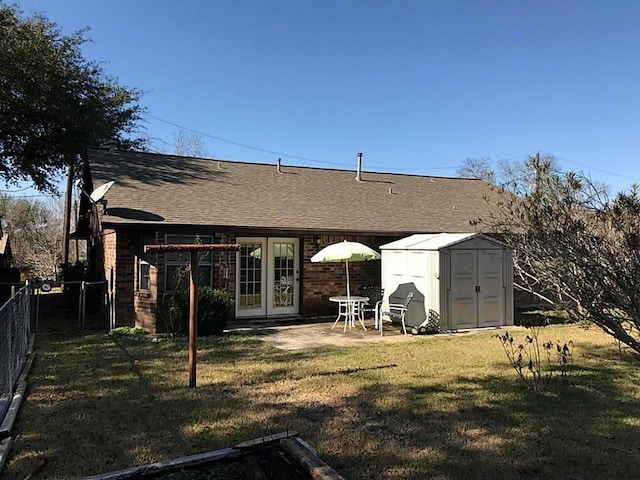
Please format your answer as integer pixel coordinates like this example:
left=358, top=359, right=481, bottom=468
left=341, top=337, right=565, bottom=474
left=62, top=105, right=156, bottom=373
left=144, top=243, right=241, bottom=387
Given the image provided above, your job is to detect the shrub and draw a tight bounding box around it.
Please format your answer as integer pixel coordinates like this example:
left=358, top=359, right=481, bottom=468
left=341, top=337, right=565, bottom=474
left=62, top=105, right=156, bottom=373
left=110, top=326, right=148, bottom=337
left=495, top=317, right=573, bottom=391
left=169, top=287, right=234, bottom=336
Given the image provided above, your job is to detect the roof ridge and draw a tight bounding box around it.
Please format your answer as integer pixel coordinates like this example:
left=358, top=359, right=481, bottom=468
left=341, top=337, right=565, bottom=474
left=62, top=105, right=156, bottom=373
left=86, top=147, right=484, bottom=181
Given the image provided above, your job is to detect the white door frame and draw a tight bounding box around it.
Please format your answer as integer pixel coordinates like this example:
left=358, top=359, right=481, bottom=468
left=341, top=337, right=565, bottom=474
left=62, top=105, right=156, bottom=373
left=235, top=237, right=300, bottom=318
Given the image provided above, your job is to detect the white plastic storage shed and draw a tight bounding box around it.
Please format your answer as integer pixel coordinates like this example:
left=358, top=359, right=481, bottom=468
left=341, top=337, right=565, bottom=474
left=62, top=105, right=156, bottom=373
left=380, top=233, right=513, bottom=331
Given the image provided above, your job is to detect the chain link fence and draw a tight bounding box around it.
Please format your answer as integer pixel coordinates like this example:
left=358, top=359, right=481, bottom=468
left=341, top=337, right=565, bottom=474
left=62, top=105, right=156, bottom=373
left=0, top=284, right=32, bottom=423
left=33, top=280, right=110, bottom=333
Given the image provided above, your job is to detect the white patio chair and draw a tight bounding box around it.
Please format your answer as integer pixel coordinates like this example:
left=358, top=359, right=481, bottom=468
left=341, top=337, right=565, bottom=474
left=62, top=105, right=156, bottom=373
left=362, top=286, right=384, bottom=328
left=379, top=292, right=414, bottom=335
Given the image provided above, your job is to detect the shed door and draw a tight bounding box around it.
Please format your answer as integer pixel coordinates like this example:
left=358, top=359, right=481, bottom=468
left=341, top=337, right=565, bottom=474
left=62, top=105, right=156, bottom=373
left=477, top=250, right=504, bottom=328
left=449, top=250, right=504, bottom=329
left=449, top=250, right=478, bottom=329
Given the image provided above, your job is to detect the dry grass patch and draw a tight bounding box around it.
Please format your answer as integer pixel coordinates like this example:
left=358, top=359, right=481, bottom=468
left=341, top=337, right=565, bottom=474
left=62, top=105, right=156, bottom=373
left=3, top=324, right=640, bottom=479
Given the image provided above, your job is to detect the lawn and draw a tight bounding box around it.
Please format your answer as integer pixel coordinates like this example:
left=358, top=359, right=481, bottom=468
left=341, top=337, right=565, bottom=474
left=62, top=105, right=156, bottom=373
left=3, top=324, right=640, bottom=479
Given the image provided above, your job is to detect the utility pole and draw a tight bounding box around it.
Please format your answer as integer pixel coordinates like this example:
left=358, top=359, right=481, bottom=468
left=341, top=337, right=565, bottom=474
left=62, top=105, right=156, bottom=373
left=72, top=200, right=79, bottom=263
left=533, top=151, right=541, bottom=197
left=61, top=163, right=74, bottom=270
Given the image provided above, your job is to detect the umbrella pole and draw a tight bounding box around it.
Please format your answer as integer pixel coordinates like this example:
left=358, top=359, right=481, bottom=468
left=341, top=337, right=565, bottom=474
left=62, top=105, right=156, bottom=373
left=346, top=260, right=351, bottom=330
left=346, top=260, right=350, bottom=300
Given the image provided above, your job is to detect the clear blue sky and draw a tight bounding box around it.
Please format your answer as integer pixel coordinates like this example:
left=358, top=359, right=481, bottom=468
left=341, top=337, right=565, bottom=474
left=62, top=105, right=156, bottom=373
left=11, top=0, right=640, bottom=195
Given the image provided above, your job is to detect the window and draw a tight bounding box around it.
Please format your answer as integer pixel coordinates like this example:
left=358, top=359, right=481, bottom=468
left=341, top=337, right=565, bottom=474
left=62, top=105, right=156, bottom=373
left=164, top=235, right=213, bottom=292
left=139, top=260, right=151, bottom=291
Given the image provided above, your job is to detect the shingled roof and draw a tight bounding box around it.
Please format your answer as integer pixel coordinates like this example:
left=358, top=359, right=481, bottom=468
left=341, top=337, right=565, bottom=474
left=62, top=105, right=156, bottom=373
left=87, top=147, right=492, bottom=235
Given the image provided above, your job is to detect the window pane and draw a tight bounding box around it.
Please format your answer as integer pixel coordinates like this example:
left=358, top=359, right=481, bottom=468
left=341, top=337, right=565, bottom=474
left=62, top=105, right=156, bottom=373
left=238, top=242, right=262, bottom=310
left=139, top=262, right=150, bottom=291
left=166, top=265, right=189, bottom=291
left=166, top=265, right=212, bottom=291
left=165, top=235, right=213, bottom=263
left=198, top=265, right=211, bottom=288
left=165, top=235, right=214, bottom=291
left=272, top=241, right=294, bottom=307
left=166, top=251, right=190, bottom=263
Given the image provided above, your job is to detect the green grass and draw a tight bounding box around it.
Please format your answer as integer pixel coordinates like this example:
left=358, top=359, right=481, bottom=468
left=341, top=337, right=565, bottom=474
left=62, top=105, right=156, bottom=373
left=3, top=324, right=640, bottom=479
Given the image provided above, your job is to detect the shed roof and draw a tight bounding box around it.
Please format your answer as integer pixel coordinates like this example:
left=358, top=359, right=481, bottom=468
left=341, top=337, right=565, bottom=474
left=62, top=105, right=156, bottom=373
left=380, top=232, right=506, bottom=250
left=87, top=148, right=494, bottom=235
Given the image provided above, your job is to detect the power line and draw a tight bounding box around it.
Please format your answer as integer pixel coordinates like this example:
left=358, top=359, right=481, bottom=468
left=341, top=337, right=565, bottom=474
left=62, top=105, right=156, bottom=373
left=144, top=114, right=534, bottom=174
left=0, top=185, right=37, bottom=193
left=541, top=151, right=640, bottom=183
left=150, top=114, right=615, bottom=180
left=2, top=194, right=62, bottom=198
left=145, top=114, right=347, bottom=167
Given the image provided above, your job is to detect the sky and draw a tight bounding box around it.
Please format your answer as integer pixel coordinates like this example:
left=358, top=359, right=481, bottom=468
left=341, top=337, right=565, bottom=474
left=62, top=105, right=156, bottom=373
left=8, top=0, right=640, bottom=197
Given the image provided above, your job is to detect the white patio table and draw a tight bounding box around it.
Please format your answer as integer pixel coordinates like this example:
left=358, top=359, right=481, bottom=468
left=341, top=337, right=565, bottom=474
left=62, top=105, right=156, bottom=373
left=329, top=296, right=368, bottom=332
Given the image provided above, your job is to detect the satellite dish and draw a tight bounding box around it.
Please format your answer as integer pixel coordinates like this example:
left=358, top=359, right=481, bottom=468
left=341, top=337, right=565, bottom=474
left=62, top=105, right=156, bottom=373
left=90, top=181, right=114, bottom=203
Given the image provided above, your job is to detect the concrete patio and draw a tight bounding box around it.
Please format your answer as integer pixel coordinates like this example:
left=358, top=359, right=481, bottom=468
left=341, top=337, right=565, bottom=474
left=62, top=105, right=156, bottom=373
left=229, top=318, right=420, bottom=350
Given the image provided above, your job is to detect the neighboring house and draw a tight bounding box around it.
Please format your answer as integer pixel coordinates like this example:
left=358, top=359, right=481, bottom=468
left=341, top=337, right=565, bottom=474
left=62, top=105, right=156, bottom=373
left=0, top=220, right=11, bottom=268
left=78, top=147, right=494, bottom=332
left=0, top=219, right=19, bottom=304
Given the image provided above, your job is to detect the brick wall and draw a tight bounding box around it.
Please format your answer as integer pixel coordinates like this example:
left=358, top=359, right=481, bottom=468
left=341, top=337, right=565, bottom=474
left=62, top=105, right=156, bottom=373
left=105, top=229, right=235, bottom=333
left=113, top=229, right=137, bottom=327
left=103, top=228, right=400, bottom=328
left=301, top=234, right=394, bottom=316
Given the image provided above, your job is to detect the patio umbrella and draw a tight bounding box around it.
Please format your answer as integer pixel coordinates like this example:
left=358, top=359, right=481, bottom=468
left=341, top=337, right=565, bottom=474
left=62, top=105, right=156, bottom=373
left=310, top=240, right=381, bottom=299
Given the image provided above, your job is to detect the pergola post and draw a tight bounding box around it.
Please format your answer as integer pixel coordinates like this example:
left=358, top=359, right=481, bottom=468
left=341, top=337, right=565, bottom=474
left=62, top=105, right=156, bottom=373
left=188, top=250, right=199, bottom=388
left=143, top=243, right=241, bottom=388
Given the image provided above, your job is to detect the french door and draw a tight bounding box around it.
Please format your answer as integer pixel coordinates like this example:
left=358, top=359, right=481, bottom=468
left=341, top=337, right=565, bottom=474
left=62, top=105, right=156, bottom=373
left=236, top=237, right=300, bottom=317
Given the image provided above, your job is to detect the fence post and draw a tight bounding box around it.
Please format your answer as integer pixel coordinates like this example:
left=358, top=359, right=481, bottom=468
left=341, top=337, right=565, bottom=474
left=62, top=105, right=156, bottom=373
left=3, top=309, right=13, bottom=400
left=35, top=285, right=40, bottom=334
left=8, top=287, right=16, bottom=389
left=109, top=268, right=115, bottom=330
left=80, top=281, right=86, bottom=330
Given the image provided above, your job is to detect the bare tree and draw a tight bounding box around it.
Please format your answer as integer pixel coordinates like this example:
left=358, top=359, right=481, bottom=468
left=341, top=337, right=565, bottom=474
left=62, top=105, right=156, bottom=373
left=476, top=155, right=640, bottom=354
left=458, top=154, right=563, bottom=196
left=457, top=157, right=495, bottom=183
left=173, top=130, right=210, bottom=158
left=0, top=195, right=63, bottom=279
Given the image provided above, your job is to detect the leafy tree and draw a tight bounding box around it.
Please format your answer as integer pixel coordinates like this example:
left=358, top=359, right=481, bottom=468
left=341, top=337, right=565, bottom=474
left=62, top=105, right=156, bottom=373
left=0, top=3, right=144, bottom=192
left=0, top=194, right=63, bottom=279
left=476, top=155, right=640, bottom=354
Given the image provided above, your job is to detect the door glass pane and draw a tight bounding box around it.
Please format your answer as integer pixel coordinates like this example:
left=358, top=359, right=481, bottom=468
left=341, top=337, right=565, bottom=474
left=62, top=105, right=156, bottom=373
left=239, top=243, right=262, bottom=309
left=272, top=242, right=295, bottom=307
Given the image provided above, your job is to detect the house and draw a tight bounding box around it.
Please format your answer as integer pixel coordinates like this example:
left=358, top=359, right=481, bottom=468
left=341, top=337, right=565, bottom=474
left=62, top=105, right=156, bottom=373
left=0, top=219, right=12, bottom=268
left=78, top=147, right=494, bottom=332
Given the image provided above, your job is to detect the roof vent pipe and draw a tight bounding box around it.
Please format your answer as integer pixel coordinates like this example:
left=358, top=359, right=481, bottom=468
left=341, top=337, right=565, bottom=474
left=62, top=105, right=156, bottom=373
left=277, top=158, right=282, bottom=173
left=356, top=152, right=363, bottom=181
